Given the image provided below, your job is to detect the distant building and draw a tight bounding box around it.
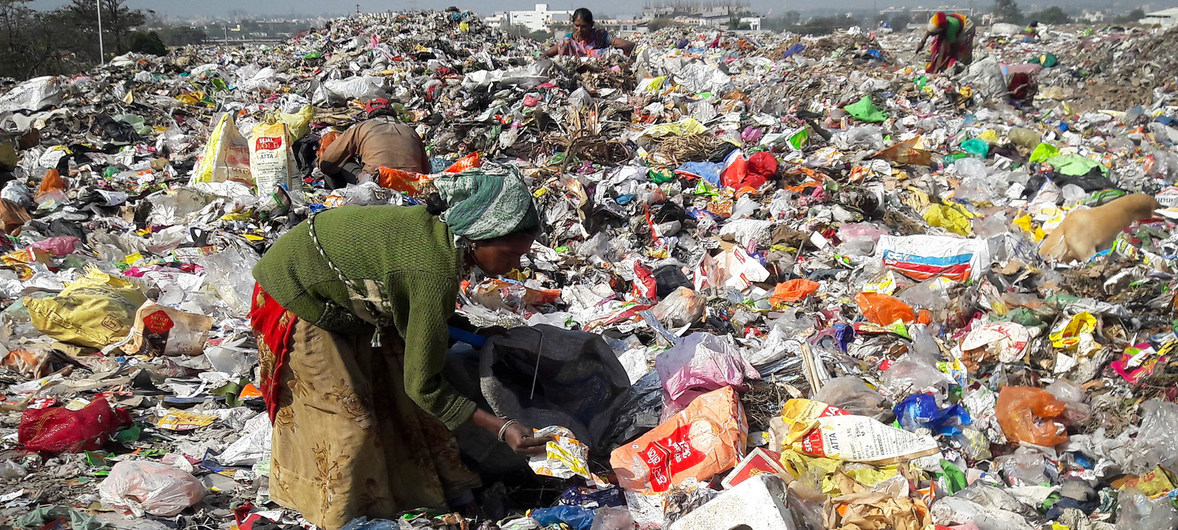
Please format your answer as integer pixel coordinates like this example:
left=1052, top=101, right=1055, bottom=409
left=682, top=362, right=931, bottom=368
left=1079, top=9, right=1107, bottom=23
left=597, top=19, right=646, bottom=35
left=1141, top=7, right=1178, bottom=26
left=507, top=3, right=572, bottom=33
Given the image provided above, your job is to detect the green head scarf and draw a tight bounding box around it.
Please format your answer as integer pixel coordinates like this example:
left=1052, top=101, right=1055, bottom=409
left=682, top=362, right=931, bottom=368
left=433, top=166, right=540, bottom=241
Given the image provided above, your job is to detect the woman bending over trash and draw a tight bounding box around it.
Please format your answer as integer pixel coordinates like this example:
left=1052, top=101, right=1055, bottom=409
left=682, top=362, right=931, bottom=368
left=915, top=12, right=976, bottom=74
left=544, top=8, right=635, bottom=58
left=249, top=169, right=549, bottom=528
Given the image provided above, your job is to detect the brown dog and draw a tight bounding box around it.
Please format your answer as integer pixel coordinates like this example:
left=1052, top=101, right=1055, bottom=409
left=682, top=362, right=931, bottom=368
left=1039, top=193, right=1160, bottom=263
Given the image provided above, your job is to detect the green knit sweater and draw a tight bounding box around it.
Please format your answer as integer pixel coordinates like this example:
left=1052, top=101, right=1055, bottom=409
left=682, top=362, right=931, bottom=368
left=252, top=205, right=476, bottom=430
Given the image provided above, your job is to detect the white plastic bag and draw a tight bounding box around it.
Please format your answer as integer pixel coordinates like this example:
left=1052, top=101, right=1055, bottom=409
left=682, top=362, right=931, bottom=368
left=99, top=460, right=205, bottom=517
left=0, top=76, right=63, bottom=113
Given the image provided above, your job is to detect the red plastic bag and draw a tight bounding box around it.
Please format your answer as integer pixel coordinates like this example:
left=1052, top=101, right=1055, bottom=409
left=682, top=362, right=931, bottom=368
left=996, top=386, right=1069, bottom=447
left=19, top=398, right=131, bottom=454
left=444, top=152, right=482, bottom=173
left=770, top=279, right=820, bottom=305
left=632, top=261, right=658, bottom=301
left=748, top=151, right=778, bottom=179
left=855, top=292, right=916, bottom=325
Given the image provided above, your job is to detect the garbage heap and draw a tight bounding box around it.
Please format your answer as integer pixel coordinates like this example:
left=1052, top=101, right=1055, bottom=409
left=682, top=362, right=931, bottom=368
left=0, top=10, right=1177, bottom=530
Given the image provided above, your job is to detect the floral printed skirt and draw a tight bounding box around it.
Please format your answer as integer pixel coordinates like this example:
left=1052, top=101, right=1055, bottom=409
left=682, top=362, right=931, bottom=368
left=249, top=284, right=481, bottom=529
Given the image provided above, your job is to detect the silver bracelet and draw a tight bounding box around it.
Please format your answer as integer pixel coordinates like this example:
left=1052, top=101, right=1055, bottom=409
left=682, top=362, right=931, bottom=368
left=497, top=419, right=519, bottom=443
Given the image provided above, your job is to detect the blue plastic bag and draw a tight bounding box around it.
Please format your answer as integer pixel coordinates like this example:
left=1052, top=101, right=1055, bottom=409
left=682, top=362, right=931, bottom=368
left=531, top=505, right=594, bottom=530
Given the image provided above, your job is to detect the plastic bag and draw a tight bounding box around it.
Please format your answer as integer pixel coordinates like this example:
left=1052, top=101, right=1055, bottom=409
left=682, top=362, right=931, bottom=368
left=871, top=137, right=933, bottom=166
left=996, top=387, right=1068, bottom=447
left=249, top=121, right=298, bottom=196
left=611, top=386, right=748, bottom=493
left=655, top=332, right=759, bottom=418
left=844, top=96, right=887, bottom=123
left=813, top=377, right=888, bottom=418
left=25, top=268, right=148, bottom=349
left=34, top=168, right=66, bottom=200
left=590, top=506, right=635, bottom=530
left=191, top=113, right=252, bottom=186
left=0, top=76, right=63, bottom=113
left=531, top=506, right=593, bottom=530
left=376, top=166, right=432, bottom=194
left=275, top=105, right=314, bottom=142
left=19, top=398, right=131, bottom=454
left=855, top=292, right=916, bottom=325
left=652, top=286, right=705, bottom=328
left=1115, top=488, right=1178, bottom=530
left=125, top=301, right=213, bottom=356
left=445, top=152, right=482, bottom=173
left=770, top=279, right=820, bottom=305
left=1127, top=400, right=1178, bottom=474
left=99, top=460, right=205, bottom=517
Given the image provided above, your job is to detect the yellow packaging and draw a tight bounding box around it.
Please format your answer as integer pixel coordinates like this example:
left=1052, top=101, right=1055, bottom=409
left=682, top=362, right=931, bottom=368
left=25, top=268, right=148, bottom=350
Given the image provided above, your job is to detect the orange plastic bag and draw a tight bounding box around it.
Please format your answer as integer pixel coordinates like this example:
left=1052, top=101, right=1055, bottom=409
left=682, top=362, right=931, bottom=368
left=871, top=137, right=933, bottom=166
left=316, top=131, right=341, bottom=160
left=770, top=279, right=820, bottom=305
left=444, top=152, right=481, bottom=173
left=996, top=386, right=1069, bottom=447
left=855, top=292, right=916, bottom=325
left=376, top=166, right=432, bottom=194
left=611, top=386, right=748, bottom=493
left=34, top=168, right=66, bottom=200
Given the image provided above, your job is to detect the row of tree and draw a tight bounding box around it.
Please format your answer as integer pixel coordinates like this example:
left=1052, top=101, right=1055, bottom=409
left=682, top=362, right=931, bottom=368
left=0, top=0, right=207, bottom=80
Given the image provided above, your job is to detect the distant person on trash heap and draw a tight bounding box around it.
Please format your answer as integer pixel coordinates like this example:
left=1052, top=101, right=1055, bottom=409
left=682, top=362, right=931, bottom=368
left=1023, top=21, right=1041, bottom=42
left=317, top=98, right=429, bottom=189
left=250, top=169, right=550, bottom=528
left=915, top=11, right=976, bottom=74
left=543, top=8, right=635, bottom=58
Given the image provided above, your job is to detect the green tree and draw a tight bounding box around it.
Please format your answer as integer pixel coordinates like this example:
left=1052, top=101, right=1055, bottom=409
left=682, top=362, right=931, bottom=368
left=646, top=18, right=680, bottom=31
left=60, top=0, right=148, bottom=61
left=128, top=30, right=165, bottom=55
left=993, top=0, right=1024, bottom=24
left=1028, top=6, right=1069, bottom=24
left=1116, top=8, right=1145, bottom=23
left=890, top=10, right=913, bottom=30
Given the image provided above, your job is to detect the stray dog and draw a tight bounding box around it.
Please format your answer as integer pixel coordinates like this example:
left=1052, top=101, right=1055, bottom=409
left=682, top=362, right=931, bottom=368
left=1039, top=193, right=1160, bottom=263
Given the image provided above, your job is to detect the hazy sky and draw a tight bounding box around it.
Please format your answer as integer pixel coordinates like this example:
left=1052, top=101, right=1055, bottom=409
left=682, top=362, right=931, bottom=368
left=26, top=0, right=1167, bottom=20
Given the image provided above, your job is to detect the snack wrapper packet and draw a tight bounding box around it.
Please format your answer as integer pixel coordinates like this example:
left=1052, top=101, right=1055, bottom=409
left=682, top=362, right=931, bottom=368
left=529, top=426, right=607, bottom=486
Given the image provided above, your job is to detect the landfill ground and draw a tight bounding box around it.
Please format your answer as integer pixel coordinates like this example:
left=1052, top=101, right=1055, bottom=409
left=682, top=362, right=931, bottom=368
left=2, top=9, right=1178, bottom=530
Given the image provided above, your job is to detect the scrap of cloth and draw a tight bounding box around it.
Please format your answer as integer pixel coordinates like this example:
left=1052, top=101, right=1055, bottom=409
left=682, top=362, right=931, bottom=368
left=433, top=167, right=540, bottom=241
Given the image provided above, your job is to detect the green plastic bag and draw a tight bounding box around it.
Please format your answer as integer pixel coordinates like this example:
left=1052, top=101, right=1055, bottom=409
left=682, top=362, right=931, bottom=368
left=961, top=138, right=990, bottom=159
left=1046, top=154, right=1108, bottom=177
left=844, top=96, right=888, bottom=123
left=1029, top=142, right=1060, bottom=163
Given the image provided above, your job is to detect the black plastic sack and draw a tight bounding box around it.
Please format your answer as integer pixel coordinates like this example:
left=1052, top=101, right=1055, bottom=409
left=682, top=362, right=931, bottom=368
left=480, top=325, right=630, bottom=452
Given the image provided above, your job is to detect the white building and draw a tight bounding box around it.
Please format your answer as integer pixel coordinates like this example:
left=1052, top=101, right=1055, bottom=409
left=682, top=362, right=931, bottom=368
left=1140, top=7, right=1178, bottom=26
left=507, top=3, right=573, bottom=33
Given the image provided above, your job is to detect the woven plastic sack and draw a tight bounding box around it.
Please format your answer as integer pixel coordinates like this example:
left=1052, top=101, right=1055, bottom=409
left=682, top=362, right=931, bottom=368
left=611, top=386, right=748, bottom=493
left=100, top=460, right=205, bottom=517
left=250, top=121, right=298, bottom=196
left=480, top=325, right=631, bottom=452
left=191, top=113, right=251, bottom=186
left=19, top=398, right=131, bottom=454
left=25, top=268, right=148, bottom=349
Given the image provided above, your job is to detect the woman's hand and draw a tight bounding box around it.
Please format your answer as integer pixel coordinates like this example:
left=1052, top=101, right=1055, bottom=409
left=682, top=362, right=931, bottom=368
left=503, top=422, right=551, bottom=457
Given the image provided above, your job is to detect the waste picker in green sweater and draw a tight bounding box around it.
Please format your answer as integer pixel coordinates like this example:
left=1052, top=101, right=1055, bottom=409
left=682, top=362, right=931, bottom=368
left=248, top=168, right=550, bottom=529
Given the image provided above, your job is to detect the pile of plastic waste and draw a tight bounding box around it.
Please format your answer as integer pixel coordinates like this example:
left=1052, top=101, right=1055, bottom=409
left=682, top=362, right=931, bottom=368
left=0, top=10, right=1177, bottom=530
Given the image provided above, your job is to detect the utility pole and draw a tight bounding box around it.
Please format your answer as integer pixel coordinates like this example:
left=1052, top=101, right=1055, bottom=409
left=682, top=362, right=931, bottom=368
left=96, top=0, right=104, bottom=64
left=356, top=3, right=360, bottom=16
